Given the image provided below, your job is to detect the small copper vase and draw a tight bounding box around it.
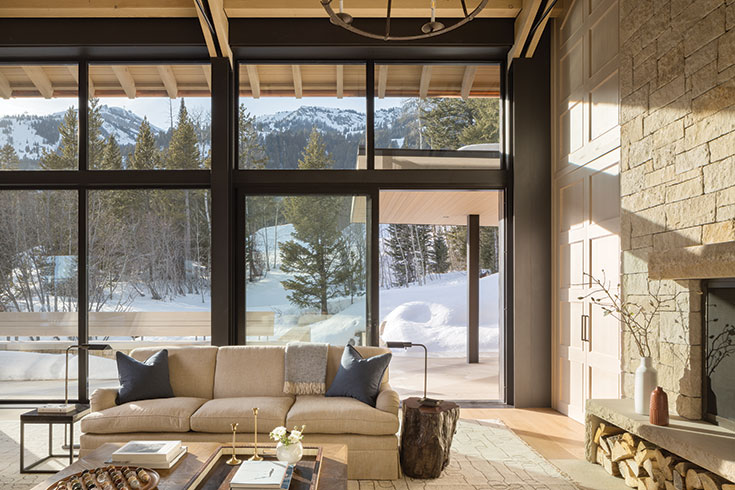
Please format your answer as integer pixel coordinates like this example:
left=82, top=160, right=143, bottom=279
left=649, top=386, right=669, bottom=426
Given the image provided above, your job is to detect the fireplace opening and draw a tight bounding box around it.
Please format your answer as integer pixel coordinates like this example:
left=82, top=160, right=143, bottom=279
left=704, top=279, right=735, bottom=431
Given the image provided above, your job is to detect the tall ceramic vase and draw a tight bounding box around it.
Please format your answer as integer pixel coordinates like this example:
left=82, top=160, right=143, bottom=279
left=635, top=356, right=657, bottom=415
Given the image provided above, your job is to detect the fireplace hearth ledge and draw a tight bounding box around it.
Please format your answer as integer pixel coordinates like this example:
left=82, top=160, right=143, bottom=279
left=585, top=398, right=735, bottom=482
left=649, top=241, right=735, bottom=280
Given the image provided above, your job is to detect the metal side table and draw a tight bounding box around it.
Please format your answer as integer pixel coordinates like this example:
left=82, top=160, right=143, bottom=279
left=20, top=404, right=90, bottom=473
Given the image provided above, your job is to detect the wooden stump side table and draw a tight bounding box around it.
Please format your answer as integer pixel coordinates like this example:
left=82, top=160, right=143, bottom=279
left=399, top=397, right=460, bottom=479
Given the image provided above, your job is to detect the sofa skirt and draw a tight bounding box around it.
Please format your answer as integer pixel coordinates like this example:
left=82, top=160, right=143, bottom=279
left=80, top=431, right=401, bottom=480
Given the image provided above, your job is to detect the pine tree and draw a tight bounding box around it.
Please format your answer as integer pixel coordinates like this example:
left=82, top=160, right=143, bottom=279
left=430, top=231, right=450, bottom=274
left=40, top=107, right=78, bottom=170
left=100, top=135, right=123, bottom=170
left=167, top=100, right=201, bottom=170
left=129, top=118, right=159, bottom=170
left=0, top=143, right=20, bottom=169
left=421, top=98, right=500, bottom=150
left=239, top=105, right=268, bottom=169
left=88, top=98, right=106, bottom=169
left=280, top=128, right=350, bottom=314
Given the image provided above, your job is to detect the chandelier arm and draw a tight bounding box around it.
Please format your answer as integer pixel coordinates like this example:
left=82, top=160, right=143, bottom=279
left=386, top=0, right=392, bottom=40
left=321, top=0, right=489, bottom=41
left=460, top=0, right=469, bottom=17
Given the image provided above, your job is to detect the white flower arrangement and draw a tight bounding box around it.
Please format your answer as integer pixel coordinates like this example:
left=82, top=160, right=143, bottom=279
left=269, top=425, right=305, bottom=446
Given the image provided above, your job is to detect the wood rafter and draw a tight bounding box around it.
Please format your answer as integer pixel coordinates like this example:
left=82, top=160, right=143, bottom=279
left=22, top=66, right=53, bottom=98
left=66, top=65, right=96, bottom=97
left=336, top=65, right=343, bottom=99
left=158, top=65, right=179, bottom=98
left=0, top=72, right=12, bottom=99
left=111, top=65, right=136, bottom=98
left=292, top=65, right=302, bottom=99
left=525, top=0, right=552, bottom=58
left=507, top=0, right=543, bottom=66
left=202, top=64, right=212, bottom=91
left=246, top=65, right=260, bottom=98
left=208, top=0, right=233, bottom=66
left=193, top=0, right=219, bottom=58
left=460, top=65, right=477, bottom=99
left=419, top=65, right=432, bottom=99
left=378, top=65, right=388, bottom=99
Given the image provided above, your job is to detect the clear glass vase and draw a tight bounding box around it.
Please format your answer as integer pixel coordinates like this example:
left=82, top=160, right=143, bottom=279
left=276, top=441, right=303, bottom=464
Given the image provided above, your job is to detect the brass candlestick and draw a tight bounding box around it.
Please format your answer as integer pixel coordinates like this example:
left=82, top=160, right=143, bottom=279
left=249, top=407, right=263, bottom=461
left=226, top=423, right=242, bottom=466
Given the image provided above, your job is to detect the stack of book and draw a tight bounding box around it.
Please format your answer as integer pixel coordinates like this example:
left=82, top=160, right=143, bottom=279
left=110, top=440, right=187, bottom=469
left=230, top=460, right=294, bottom=489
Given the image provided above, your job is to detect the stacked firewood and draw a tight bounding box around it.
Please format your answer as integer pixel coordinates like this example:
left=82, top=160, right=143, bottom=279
left=592, top=423, right=735, bottom=490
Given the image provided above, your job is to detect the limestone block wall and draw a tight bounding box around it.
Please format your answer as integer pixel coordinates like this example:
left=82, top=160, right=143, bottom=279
left=619, top=0, right=735, bottom=419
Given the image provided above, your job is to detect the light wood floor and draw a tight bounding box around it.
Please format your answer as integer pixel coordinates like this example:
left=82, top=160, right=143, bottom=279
left=461, top=407, right=586, bottom=460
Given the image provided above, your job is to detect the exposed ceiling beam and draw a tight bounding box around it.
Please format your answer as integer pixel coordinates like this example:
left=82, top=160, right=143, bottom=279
left=336, top=65, right=343, bottom=99
left=507, top=0, right=543, bottom=66
left=525, top=0, right=552, bottom=58
left=292, top=65, right=302, bottom=99
left=111, top=65, right=136, bottom=99
left=67, top=64, right=95, bottom=97
left=207, top=0, right=233, bottom=67
left=193, top=0, right=219, bottom=57
left=377, top=65, right=388, bottom=99
left=0, top=72, right=12, bottom=99
left=22, top=66, right=54, bottom=98
left=419, top=65, right=432, bottom=99
left=202, top=64, right=212, bottom=92
left=158, top=65, right=179, bottom=98
left=246, top=65, right=260, bottom=98
left=460, top=65, right=477, bottom=99
left=224, top=0, right=523, bottom=18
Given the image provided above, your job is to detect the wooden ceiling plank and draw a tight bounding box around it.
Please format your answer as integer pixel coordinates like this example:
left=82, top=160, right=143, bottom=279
left=202, top=64, right=212, bottom=91
left=336, top=65, right=344, bottom=99
left=292, top=65, right=302, bottom=99
left=66, top=66, right=79, bottom=83
left=0, top=72, right=12, bottom=99
left=193, top=0, right=219, bottom=57
left=246, top=65, right=261, bottom=98
left=111, top=65, right=136, bottom=99
left=419, top=65, right=432, bottom=99
left=22, top=66, right=54, bottom=98
left=460, top=65, right=478, bottom=99
left=158, top=65, right=179, bottom=98
left=378, top=65, right=388, bottom=99
left=507, top=0, right=543, bottom=66
left=223, top=0, right=522, bottom=18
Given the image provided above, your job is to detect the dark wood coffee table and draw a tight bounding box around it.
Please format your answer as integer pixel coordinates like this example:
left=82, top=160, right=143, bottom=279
left=31, top=442, right=348, bottom=490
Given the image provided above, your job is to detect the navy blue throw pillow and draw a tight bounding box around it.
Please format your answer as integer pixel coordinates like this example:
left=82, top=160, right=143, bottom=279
left=325, top=345, right=392, bottom=407
left=116, top=349, right=174, bottom=405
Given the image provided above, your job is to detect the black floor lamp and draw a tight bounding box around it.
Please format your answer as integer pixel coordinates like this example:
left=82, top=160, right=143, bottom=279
left=386, top=341, right=442, bottom=407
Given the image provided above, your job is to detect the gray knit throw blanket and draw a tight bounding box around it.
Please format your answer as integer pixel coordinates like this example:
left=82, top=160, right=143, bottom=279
left=283, top=341, right=329, bottom=395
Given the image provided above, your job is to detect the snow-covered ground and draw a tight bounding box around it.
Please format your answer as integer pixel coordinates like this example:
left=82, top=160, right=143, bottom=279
left=1, top=222, right=500, bottom=380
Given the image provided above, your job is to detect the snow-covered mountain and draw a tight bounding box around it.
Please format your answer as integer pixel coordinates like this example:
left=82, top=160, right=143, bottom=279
left=0, top=105, right=165, bottom=163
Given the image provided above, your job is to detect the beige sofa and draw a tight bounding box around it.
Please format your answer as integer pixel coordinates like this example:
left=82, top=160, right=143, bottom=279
left=81, top=345, right=401, bottom=480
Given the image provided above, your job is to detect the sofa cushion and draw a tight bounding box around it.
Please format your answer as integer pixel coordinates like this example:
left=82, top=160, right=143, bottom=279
left=81, top=397, right=207, bottom=434
left=286, top=396, right=399, bottom=436
left=213, top=346, right=287, bottom=398
left=116, top=350, right=174, bottom=405
left=130, top=346, right=218, bottom=399
left=326, top=345, right=390, bottom=390
left=190, top=396, right=295, bottom=433
left=325, top=345, right=391, bottom=407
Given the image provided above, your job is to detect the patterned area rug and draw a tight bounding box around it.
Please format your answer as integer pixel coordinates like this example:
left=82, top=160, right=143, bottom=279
left=0, top=417, right=578, bottom=490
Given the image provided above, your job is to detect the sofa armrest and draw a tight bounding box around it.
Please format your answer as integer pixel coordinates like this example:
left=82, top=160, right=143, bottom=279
left=376, top=383, right=400, bottom=416
left=90, top=388, right=117, bottom=412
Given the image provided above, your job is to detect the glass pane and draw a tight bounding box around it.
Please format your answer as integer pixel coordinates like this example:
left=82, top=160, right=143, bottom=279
left=0, top=190, right=78, bottom=400
left=245, top=194, right=367, bottom=345
left=88, top=64, right=211, bottom=170
left=238, top=64, right=366, bottom=169
left=88, top=189, right=211, bottom=388
left=378, top=190, right=502, bottom=401
left=0, top=65, right=79, bottom=170
left=371, top=64, right=501, bottom=169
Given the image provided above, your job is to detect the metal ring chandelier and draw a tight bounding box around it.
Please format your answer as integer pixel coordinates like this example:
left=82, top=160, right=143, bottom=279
left=320, top=0, right=490, bottom=41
